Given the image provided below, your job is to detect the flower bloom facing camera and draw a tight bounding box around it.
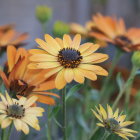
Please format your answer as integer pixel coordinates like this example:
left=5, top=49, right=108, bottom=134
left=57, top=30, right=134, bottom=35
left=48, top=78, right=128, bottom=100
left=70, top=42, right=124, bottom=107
left=0, top=92, right=44, bottom=134
left=92, top=104, right=137, bottom=140
left=29, top=34, right=109, bottom=89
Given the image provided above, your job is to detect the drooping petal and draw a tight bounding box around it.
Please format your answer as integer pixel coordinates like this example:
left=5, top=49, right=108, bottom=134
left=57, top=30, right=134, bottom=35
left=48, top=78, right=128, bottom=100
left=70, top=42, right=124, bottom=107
left=55, top=69, right=66, bottom=89
left=73, top=68, right=85, bottom=83
left=64, top=69, right=74, bottom=83
left=14, top=119, right=22, bottom=131
left=1, top=118, right=12, bottom=128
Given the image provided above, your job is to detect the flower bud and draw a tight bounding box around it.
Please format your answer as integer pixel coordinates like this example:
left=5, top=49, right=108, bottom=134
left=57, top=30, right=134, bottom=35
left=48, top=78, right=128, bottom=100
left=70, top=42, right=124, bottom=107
left=35, top=5, right=52, bottom=24
left=53, top=21, right=70, bottom=38
left=132, top=51, right=140, bottom=68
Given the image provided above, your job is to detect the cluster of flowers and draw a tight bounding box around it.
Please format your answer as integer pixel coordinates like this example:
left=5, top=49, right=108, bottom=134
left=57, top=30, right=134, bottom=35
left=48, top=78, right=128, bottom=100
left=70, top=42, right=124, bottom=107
left=0, top=12, right=140, bottom=139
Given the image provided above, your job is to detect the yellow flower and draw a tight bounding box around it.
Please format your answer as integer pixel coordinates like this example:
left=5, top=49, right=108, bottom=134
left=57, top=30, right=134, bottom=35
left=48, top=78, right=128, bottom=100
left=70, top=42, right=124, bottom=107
left=0, top=91, right=44, bottom=134
left=92, top=104, right=137, bottom=140
left=29, top=34, right=109, bottom=89
left=70, top=21, right=94, bottom=37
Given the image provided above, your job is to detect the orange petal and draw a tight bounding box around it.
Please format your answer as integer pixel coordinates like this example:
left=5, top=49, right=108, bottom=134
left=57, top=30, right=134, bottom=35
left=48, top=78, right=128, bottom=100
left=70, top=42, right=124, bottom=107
left=35, top=94, right=56, bottom=105
left=7, top=45, right=16, bottom=72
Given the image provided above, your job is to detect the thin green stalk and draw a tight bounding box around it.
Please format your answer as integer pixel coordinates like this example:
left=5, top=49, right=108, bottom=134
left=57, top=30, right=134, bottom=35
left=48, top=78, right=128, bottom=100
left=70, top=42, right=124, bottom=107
left=100, top=49, right=122, bottom=100
left=125, top=66, right=138, bottom=107
left=41, top=23, right=47, bottom=34
left=101, top=130, right=110, bottom=140
left=47, top=107, right=52, bottom=140
left=62, top=87, right=67, bottom=140
left=112, top=65, right=137, bottom=110
left=89, top=126, right=99, bottom=140
left=1, top=129, right=4, bottom=140
left=5, top=124, right=12, bottom=140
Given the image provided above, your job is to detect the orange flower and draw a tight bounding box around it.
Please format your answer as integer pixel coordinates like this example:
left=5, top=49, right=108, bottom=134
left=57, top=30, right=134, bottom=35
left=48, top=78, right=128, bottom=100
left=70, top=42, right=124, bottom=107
left=0, top=45, right=59, bottom=105
left=0, top=25, right=28, bottom=52
left=0, top=24, right=14, bottom=32
left=70, top=22, right=107, bottom=47
left=89, top=13, right=140, bottom=52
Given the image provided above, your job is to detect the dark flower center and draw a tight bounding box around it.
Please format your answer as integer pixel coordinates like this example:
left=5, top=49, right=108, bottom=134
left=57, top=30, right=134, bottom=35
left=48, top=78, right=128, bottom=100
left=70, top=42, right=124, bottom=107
left=105, top=118, right=120, bottom=131
left=7, top=103, right=25, bottom=119
left=58, top=48, right=82, bottom=68
left=115, top=35, right=132, bottom=45
left=10, top=80, right=35, bottom=97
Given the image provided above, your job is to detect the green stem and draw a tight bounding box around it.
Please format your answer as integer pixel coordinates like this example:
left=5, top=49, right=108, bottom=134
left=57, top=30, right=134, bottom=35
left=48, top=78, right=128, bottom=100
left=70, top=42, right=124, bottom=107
left=5, top=124, right=12, bottom=140
left=125, top=66, right=138, bottom=107
left=100, top=49, right=122, bottom=100
left=62, top=87, right=67, bottom=140
left=101, top=130, right=110, bottom=140
left=41, top=23, right=47, bottom=34
left=112, top=65, right=138, bottom=110
left=47, top=107, right=52, bottom=140
left=1, top=129, right=4, bottom=140
left=89, top=126, right=99, bottom=140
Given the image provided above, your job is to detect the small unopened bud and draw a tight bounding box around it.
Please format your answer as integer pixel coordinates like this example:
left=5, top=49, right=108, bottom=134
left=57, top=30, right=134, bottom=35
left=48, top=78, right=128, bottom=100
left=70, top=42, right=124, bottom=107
left=35, top=5, right=52, bottom=24
left=53, top=21, right=70, bottom=38
left=132, top=51, right=140, bottom=68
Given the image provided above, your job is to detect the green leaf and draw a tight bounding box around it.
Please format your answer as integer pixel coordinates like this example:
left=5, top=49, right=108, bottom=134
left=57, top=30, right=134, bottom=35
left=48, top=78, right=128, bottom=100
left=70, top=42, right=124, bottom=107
left=53, top=117, right=62, bottom=128
left=76, top=108, right=90, bottom=133
left=66, top=84, right=83, bottom=101
left=116, top=72, right=124, bottom=91
left=48, top=105, right=61, bottom=119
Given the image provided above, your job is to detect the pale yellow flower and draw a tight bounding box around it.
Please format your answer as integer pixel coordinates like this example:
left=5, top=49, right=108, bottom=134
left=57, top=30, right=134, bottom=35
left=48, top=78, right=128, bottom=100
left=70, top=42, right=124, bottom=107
left=0, top=91, right=44, bottom=134
left=92, top=104, right=137, bottom=140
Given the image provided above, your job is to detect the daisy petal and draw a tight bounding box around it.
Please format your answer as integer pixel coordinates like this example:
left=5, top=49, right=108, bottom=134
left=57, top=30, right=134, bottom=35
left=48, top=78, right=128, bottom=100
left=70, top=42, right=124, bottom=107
left=24, top=96, right=38, bottom=109
left=1, top=118, right=12, bottom=128
left=71, top=34, right=81, bottom=49
left=64, top=69, right=74, bottom=83
left=55, top=69, right=66, bottom=89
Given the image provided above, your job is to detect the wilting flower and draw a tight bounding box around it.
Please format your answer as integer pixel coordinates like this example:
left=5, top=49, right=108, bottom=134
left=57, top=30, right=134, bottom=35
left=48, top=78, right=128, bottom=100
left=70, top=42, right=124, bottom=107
left=0, top=26, right=28, bottom=52
left=29, top=34, right=108, bottom=89
left=0, top=46, right=59, bottom=105
left=0, top=92, right=44, bottom=134
left=89, top=13, right=140, bottom=52
left=92, top=104, right=137, bottom=140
